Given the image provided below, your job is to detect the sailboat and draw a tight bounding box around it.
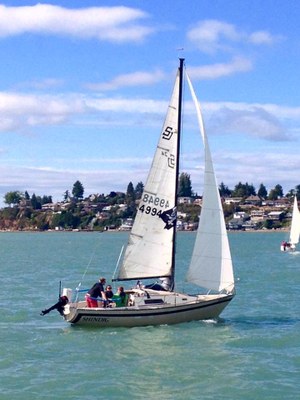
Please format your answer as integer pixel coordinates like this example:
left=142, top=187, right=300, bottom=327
left=61, top=59, right=235, bottom=327
left=280, top=195, right=300, bottom=252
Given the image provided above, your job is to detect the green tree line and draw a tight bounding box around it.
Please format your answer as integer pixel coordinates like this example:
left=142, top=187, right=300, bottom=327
left=1, top=175, right=299, bottom=231
left=3, top=175, right=300, bottom=208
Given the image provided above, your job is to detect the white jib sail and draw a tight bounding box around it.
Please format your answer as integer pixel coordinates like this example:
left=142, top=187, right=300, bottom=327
left=289, top=196, right=300, bottom=245
left=117, top=70, right=180, bottom=281
left=185, top=73, right=235, bottom=293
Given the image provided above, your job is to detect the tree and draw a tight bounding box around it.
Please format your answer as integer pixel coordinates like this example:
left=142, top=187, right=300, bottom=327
left=135, top=182, right=144, bottom=199
left=4, top=191, right=23, bottom=207
left=231, top=182, right=256, bottom=197
left=63, top=190, right=70, bottom=201
left=126, top=182, right=135, bottom=206
left=257, top=183, right=268, bottom=199
left=263, top=219, right=273, bottom=229
left=287, top=185, right=300, bottom=199
left=231, top=182, right=243, bottom=197
left=31, top=193, right=41, bottom=210
left=50, top=210, right=80, bottom=229
left=178, top=173, right=192, bottom=197
left=268, top=189, right=277, bottom=200
left=295, top=185, right=300, bottom=199
left=245, top=183, right=256, bottom=196
left=42, top=195, right=52, bottom=204
left=219, top=182, right=231, bottom=197
left=268, top=184, right=283, bottom=200
left=72, top=181, right=84, bottom=200
left=274, top=184, right=283, bottom=198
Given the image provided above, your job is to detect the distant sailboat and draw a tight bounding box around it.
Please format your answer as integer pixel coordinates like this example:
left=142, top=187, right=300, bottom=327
left=60, top=59, right=235, bottom=327
left=280, top=196, right=300, bottom=252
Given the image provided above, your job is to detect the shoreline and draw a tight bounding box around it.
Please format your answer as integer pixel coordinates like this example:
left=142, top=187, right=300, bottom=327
left=0, top=228, right=289, bottom=233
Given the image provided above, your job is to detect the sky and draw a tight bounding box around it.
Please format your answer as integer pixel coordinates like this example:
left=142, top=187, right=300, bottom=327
left=1, top=0, right=300, bottom=206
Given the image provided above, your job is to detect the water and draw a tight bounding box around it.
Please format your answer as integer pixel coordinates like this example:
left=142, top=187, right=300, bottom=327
left=0, top=231, right=299, bottom=399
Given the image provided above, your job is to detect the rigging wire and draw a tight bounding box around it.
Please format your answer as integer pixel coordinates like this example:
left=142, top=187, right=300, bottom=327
left=75, top=234, right=103, bottom=301
left=112, top=245, right=125, bottom=282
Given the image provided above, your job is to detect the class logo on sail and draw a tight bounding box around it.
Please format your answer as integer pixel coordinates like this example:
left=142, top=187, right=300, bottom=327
left=162, top=126, right=174, bottom=140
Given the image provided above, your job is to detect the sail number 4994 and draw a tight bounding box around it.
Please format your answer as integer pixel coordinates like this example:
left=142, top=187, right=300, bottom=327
left=139, top=204, right=162, bottom=216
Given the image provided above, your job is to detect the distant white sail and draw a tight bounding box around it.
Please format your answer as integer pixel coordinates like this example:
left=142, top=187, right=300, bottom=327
left=185, top=73, right=235, bottom=294
left=117, top=71, right=180, bottom=281
left=289, top=196, right=300, bottom=245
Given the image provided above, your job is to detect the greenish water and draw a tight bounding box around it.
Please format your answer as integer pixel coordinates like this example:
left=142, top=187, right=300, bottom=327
left=0, top=231, right=299, bottom=399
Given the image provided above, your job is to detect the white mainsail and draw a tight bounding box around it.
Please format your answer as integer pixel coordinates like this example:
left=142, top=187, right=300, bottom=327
left=116, top=70, right=180, bottom=281
left=289, top=196, right=300, bottom=246
left=186, top=73, right=235, bottom=294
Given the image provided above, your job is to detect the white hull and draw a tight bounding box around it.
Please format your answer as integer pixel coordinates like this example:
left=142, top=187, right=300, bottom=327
left=63, top=289, right=234, bottom=327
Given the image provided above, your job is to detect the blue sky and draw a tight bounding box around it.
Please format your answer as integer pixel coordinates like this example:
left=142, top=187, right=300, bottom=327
left=1, top=0, right=300, bottom=206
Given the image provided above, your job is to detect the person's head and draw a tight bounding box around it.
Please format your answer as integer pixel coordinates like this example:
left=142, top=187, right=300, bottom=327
left=118, top=286, right=124, bottom=293
left=106, top=285, right=112, bottom=291
left=100, top=277, right=106, bottom=284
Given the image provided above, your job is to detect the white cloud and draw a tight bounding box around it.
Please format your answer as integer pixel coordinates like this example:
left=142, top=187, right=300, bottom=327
left=86, top=69, right=166, bottom=91
left=1, top=90, right=300, bottom=143
left=187, top=20, right=240, bottom=53
left=85, top=97, right=166, bottom=114
left=0, top=163, right=149, bottom=205
left=1, top=145, right=299, bottom=208
left=17, top=78, right=65, bottom=90
left=212, top=151, right=300, bottom=193
left=187, top=57, right=252, bottom=79
left=0, top=4, right=153, bottom=43
left=0, top=92, right=86, bottom=130
left=208, top=106, right=288, bottom=141
left=249, top=31, right=282, bottom=45
left=203, top=101, right=300, bottom=120
left=187, top=19, right=281, bottom=54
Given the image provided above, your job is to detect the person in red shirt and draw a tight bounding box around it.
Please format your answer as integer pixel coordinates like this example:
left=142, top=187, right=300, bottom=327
left=85, top=277, right=107, bottom=307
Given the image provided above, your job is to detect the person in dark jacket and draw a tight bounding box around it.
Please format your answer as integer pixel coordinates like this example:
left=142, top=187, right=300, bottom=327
left=40, top=295, right=69, bottom=316
left=105, top=285, right=114, bottom=299
left=85, top=277, right=107, bottom=307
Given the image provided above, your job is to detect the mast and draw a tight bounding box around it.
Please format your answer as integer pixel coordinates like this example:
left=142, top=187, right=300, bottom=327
left=170, top=57, right=184, bottom=291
